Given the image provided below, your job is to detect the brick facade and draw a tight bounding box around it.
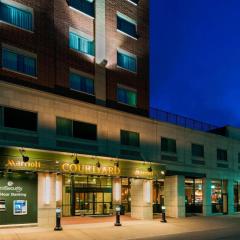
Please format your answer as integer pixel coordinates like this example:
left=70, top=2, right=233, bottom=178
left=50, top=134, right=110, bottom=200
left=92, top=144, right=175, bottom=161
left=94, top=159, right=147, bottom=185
left=0, top=0, right=149, bottom=115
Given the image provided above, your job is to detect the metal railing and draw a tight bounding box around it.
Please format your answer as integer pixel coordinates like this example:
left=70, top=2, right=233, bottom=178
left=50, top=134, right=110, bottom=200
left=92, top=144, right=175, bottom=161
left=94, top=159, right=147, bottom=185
left=150, top=108, right=218, bottom=132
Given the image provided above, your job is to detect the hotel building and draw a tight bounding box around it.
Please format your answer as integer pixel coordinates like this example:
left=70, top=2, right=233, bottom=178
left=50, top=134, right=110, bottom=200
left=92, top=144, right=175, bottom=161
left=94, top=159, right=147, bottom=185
left=0, top=0, right=240, bottom=227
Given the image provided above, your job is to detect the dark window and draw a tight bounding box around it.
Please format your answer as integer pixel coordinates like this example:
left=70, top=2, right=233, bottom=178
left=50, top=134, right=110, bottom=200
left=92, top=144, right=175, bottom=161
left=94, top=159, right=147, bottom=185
left=121, top=130, right=140, bottom=147
left=217, top=149, right=228, bottom=161
left=117, top=15, right=137, bottom=38
left=4, top=107, right=37, bottom=131
left=73, top=121, right=97, bottom=140
left=68, top=0, right=94, bottom=17
left=238, top=153, right=240, bottom=163
left=161, top=137, right=176, bottom=153
left=56, top=117, right=97, bottom=141
left=192, top=144, right=204, bottom=158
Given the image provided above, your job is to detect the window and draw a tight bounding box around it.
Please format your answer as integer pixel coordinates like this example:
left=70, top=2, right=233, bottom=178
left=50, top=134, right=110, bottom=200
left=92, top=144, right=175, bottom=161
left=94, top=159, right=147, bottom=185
left=217, top=149, right=227, bottom=161
left=70, top=71, right=94, bottom=95
left=56, top=117, right=97, bottom=141
left=192, top=144, right=204, bottom=158
left=69, top=31, right=94, bottom=56
left=161, top=137, right=176, bottom=153
left=2, top=47, right=37, bottom=77
left=117, top=87, right=137, bottom=107
left=0, top=1, right=33, bottom=31
left=4, top=107, right=37, bottom=131
left=120, top=130, right=139, bottom=147
left=117, top=50, right=137, bottom=73
left=68, top=0, right=94, bottom=17
left=117, top=12, right=137, bottom=38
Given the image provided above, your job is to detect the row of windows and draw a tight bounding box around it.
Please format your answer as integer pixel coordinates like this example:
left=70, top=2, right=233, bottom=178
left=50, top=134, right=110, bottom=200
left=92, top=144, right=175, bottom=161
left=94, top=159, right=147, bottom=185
left=1, top=44, right=137, bottom=107
left=0, top=106, right=233, bottom=162
left=161, top=137, right=228, bottom=161
left=1, top=1, right=139, bottom=73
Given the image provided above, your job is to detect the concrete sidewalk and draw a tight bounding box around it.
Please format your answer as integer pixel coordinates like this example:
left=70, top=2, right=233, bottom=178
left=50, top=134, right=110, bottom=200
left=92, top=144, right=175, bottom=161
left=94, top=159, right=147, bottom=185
left=0, top=215, right=240, bottom=240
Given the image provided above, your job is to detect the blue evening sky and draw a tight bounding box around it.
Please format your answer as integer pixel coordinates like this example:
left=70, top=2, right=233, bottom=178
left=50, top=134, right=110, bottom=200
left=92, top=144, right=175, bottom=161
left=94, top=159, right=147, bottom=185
left=150, top=0, right=240, bottom=127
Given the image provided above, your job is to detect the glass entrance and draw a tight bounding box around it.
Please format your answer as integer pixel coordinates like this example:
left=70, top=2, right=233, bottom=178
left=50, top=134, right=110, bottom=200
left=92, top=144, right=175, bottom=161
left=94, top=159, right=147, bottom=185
left=62, top=175, right=113, bottom=216
left=185, top=178, right=203, bottom=215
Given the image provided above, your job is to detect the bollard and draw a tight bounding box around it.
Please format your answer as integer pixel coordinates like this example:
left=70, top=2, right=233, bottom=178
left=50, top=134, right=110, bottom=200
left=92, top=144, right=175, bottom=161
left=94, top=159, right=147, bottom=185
left=54, top=207, right=63, bottom=231
left=161, top=206, right=167, bottom=223
left=114, top=206, right=122, bottom=226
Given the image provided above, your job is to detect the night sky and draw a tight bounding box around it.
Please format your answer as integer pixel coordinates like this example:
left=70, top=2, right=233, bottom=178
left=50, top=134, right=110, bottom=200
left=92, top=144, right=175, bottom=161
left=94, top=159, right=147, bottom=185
left=150, top=0, right=240, bottom=127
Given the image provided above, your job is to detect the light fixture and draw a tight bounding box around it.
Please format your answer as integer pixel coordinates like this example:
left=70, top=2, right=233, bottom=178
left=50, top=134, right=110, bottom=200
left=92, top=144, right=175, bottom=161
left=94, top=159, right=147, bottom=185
left=19, top=148, right=29, bottom=162
left=72, top=153, right=79, bottom=164
left=44, top=174, right=51, bottom=205
left=147, top=166, right=152, bottom=172
left=96, top=161, right=101, bottom=168
left=114, top=161, right=119, bottom=168
left=161, top=170, right=165, bottom=175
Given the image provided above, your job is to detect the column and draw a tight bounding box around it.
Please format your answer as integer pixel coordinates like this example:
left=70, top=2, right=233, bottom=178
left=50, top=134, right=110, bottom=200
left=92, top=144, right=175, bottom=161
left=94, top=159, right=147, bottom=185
left=227, top=179, right=234, bottom=214
left=203, top=178, right=212, bottom=216
left=95, top=0, right=106, bottom=105
left=38, top=173, right=56, bottom=228
left=131, top=179, right=153, bottom=220
left=164, top=175, right=185, bottom=218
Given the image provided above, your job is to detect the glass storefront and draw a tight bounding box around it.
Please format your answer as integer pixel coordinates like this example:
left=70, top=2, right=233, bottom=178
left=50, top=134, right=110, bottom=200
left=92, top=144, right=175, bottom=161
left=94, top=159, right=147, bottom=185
left=153, top=180, right=164, bottom=213
left=211, top=180, right=223, bottom=213
left=62, top=175, right=113, bottom=216
left=185, top=178, right=203, bottom=214
left=234, top=181, right=240, bottom=212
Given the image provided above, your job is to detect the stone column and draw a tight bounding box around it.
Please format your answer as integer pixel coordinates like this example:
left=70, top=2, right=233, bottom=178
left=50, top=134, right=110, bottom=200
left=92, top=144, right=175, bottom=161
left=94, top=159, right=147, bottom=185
left=227, top=179, right=234, bottom=214
left=164, top=175, right=185, bottom=218
left=203, top=178, right=212, bottom=216
left=38, top=173, right=56, bottom=228
left=95, top=0, right=106, bottom=105
left=131, top=179, right=153, bottom=220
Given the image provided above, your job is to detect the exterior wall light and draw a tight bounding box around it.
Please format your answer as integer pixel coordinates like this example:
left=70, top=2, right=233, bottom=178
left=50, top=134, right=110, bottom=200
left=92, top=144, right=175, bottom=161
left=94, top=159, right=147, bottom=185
left=72, top=153, right=79, bottom=164
left=147, top=166, right=152, bottom=172
left=96, top=161, right=101, bottom=168
left=19, top=148, right=29, bottom=162
left=161, top=171, right=165, bottom=175
left=114, top=161, right=119, bottom=168
left=45, top=174, right=51, bottom=205
left=144, top=180, right=151, bottom=204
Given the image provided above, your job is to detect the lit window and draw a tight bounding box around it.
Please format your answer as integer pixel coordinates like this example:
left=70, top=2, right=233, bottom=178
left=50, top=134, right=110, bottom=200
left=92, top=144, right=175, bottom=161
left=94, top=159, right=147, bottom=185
left=68, top=0, right=94, bottom=18
left=0, top=1, right=33, bottom=31
left=117, top=12, right=137, bottom=39
left=117, top=86, right=137, bottom=107
left=2, top=47, right=37, bottom=77
left=69, top=32, right=94, bottom=56
left=70, top=71, right=94, bottom=95
left=117, top=50, right=137, bottom=73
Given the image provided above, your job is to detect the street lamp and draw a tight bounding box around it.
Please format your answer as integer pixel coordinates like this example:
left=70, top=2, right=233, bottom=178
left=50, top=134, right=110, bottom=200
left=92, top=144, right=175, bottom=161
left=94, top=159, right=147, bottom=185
left=114, top=206, right=122, bottom=226
left=161, top=206, right=167, bottom=223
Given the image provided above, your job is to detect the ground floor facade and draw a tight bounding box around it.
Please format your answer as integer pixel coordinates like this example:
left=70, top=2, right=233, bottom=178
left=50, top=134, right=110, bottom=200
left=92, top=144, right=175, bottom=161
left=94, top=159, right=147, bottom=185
left=0, top=146, right=240, bottom=227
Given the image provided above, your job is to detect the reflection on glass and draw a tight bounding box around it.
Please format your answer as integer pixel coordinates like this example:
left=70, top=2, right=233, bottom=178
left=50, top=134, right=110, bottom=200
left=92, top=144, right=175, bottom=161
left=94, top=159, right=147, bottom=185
left=211, top=180, right=223, bottom=213
left=185, top=178, right=203, bottom=214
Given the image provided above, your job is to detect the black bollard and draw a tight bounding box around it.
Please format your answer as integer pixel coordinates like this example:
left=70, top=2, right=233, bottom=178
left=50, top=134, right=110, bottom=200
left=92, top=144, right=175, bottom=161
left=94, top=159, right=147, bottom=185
left=54, top=208, right=63, bottom=231
left=114, top=206, right=122, bottom=226
left=161, top=206, right=167, bottom=223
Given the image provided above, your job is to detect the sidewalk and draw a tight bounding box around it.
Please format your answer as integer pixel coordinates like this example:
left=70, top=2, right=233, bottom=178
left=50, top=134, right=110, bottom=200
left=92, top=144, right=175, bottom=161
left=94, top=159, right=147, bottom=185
left=0, top=215, right=240, bottom=240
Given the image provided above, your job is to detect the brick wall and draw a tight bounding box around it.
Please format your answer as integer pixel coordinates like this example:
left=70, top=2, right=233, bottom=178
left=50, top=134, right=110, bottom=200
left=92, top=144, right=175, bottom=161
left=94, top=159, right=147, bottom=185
left=0, top=0, right=149, bottom=116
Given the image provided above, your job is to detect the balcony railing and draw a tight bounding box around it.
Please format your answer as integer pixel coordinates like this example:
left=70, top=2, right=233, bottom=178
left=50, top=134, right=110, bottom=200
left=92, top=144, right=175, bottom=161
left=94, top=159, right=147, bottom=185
left=150, top=108, right=218, bottom=132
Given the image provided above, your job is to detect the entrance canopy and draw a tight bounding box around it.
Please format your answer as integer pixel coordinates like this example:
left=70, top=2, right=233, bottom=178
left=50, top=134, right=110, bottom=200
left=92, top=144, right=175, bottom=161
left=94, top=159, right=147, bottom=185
left=0, top=147, right=166, bottom=180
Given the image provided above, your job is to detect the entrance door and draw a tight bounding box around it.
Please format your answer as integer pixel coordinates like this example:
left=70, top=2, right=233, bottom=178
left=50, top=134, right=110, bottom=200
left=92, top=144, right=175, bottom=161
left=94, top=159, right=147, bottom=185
left=75, top=191, right=112, bottom=215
